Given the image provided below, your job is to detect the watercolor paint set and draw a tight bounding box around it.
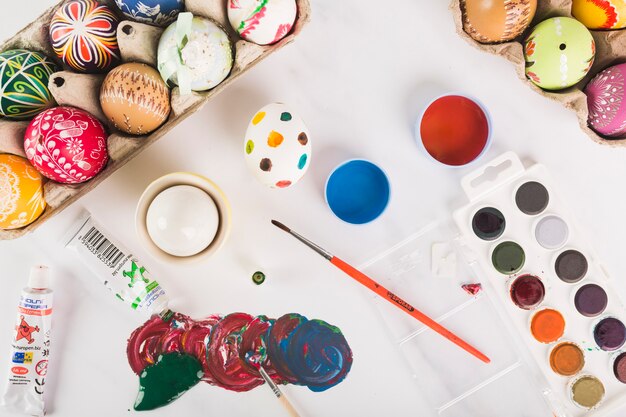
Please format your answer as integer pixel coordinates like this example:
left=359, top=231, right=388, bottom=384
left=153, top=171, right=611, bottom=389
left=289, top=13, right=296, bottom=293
left=451, top=152, right=626, bottom=416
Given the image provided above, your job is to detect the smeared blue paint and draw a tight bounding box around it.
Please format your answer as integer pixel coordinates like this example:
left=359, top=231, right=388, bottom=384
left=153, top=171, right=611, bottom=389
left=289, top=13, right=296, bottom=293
left=268, top=313, right=353, bottom=392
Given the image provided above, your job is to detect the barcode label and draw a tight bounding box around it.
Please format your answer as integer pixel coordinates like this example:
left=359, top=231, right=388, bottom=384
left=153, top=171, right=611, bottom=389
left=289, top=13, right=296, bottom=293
left=82, top=226, right=126, bottom=267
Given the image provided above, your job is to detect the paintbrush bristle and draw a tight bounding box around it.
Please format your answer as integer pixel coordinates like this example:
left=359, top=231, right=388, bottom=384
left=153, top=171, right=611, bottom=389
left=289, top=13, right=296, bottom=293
left=271, top=220, right=291, bottom=233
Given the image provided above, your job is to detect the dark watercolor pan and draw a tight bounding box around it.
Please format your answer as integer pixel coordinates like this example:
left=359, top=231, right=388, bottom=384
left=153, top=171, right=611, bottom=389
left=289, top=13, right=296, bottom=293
left=515, top=181, right=549, bottom=215
left=472, top=207, right=505, bottom=241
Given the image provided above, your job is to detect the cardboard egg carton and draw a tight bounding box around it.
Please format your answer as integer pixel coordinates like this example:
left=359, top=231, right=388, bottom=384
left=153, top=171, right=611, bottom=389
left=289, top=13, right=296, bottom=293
left=451, top=0, right=626, bottom=147
left=0, top=0, right=311, bottom=240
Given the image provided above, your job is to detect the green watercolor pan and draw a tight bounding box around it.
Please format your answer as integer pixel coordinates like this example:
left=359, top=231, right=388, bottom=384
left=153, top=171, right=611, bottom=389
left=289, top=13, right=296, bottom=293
left=453, top=152, right=626, bottom=417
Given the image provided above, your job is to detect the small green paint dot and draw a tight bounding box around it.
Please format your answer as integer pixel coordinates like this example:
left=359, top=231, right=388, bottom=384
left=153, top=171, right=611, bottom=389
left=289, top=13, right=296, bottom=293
left=252, top=271, right=266, bottom=285
left=297, top=153, right=307, bottom=169
left=246, top=140, right=254, bottom=154
left=280, top=112, right=292, bottom=121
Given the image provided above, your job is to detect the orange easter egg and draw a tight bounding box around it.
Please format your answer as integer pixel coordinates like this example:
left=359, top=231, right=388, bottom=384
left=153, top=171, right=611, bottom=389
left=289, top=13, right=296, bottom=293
left=0, top=154, right=46, bottom=230
left=461, top=0, right=537, bottom=43
left=572, top=0, right=626, bottom=29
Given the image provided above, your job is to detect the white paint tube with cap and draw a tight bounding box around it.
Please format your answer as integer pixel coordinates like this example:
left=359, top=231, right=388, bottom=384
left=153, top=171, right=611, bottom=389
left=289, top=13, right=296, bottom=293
left=1, top=265, right=53, bottom=417
left=64, top=210, right=171, bottom=318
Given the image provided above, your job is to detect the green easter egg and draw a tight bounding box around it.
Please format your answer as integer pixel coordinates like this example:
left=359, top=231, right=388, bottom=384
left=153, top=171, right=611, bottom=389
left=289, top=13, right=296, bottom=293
left=0, top=49, right=57, bottom=120
left=524, top=17, right=595, bottom=91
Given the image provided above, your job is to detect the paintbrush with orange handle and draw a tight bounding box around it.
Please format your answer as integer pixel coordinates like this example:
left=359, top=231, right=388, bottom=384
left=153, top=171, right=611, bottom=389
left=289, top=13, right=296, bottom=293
left=271, top=220, right=490, bottom=364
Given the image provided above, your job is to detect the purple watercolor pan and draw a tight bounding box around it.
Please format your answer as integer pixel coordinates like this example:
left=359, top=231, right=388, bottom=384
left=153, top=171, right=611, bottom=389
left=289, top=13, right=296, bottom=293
left=594, top=317, right=626, bottom=352
left=575, top=284, right=608, bottom=318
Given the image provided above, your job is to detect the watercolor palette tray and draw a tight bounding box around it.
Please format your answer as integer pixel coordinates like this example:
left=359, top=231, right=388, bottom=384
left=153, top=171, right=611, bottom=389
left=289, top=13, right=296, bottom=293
left=452, top=152, right=626, bottom=417
left=360, top=221, right=552, bottom=416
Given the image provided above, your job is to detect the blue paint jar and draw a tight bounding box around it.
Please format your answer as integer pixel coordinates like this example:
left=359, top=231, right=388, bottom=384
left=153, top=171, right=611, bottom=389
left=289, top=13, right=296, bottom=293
left=325, top=159, right=390, bottom=225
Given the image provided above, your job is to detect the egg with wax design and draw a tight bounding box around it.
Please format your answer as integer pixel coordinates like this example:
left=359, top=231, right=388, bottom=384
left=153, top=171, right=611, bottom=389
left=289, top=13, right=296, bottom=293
left=157, top=14, right=233, bottom=92
left=572, top=0, right=626, bottom=30
left=0, top=49, right=57, bottom=120
left=244, top=103, right=311, bottom=189
left=585, top=63, right=626, bottom=138
left=228, top=0, right=297, bottom=45
left=49, top=0, right=121, bottom=73
left=461, top=0, right=537, bottom=44
left=114, top=0, right=185, bottom=26
left=0, top=154, right=46, bottom=230
left=100, top=62, right=171, bottom=135
left=24, top=106, right=109, bottom=184
left=524, top=17, right=595, bottom=91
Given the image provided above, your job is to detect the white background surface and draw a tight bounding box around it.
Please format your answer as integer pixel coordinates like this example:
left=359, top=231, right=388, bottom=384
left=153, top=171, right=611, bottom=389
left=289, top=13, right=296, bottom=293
left=2, top=0, right=626, bottom=416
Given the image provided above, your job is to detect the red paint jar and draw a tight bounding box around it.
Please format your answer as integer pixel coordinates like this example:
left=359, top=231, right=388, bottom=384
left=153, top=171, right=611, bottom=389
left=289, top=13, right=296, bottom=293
left=417, top=94, right=491, bottom=167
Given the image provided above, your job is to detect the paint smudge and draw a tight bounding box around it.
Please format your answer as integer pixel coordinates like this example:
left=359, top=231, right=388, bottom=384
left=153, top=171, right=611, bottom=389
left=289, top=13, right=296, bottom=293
left=252, top=111, right=265, bottom=125
left=134, top=352, right=203, bottom=411
left=127, top=312, right=353, bottom=410
left=267, top=130, right=284, bottom=147
left=280, top=112, right=292, bottom=121
left=275, top=180, right=292, bottom=188
left=259, top=158, right=272, bottom=172
left=298, top=132, right=308, bottom=145
left=245, top=140, right=254, bottom=154
left=298, top=154, right=307, bottom=169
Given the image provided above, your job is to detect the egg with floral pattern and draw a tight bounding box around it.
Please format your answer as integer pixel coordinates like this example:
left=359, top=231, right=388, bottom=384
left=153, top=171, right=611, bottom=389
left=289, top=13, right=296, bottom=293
left=524, top=17, right=595, bottom=91
left=49, top=0, right=120, bottom=73
left=572, top=0, right=626, bottom=30
left=244, top=103, right=311, bottom=188
left=585, top=63, right=626, bottom=138
left=0, top=154, right=46, bottom=230
left=24, top=106, right=109, bottom=184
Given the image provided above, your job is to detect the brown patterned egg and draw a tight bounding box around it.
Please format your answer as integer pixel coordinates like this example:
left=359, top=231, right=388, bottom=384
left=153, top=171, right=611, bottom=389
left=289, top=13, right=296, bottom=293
left=99, top=63, right=171, bottom=135
left=461, top=0, right=537, bottom=44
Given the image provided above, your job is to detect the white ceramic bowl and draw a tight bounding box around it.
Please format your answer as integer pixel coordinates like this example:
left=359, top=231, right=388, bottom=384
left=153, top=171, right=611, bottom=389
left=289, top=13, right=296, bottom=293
left=136, top=172, right=231, bottom=264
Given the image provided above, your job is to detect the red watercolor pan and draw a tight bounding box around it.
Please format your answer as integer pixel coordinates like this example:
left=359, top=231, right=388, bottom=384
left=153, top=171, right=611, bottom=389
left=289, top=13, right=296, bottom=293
left=416, top=93, right=492, bottom=167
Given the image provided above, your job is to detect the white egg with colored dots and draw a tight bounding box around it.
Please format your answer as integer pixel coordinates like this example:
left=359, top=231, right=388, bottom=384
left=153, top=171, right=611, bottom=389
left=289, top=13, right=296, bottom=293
left=244, top=103, right=311, bottom=189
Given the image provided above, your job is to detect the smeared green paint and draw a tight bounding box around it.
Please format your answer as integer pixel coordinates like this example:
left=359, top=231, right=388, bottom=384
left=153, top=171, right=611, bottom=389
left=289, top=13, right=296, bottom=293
left=246, top=140, right=254, bottom=154
left=134, top=353, right=203, bottom=411
left=280, top=112, right=292, bottom=121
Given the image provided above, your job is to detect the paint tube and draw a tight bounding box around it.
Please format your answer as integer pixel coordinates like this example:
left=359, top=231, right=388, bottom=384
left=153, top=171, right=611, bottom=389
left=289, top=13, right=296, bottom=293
left=64, top=210, right=171, bottom=318
left=1, top=266, right=53, bottom=417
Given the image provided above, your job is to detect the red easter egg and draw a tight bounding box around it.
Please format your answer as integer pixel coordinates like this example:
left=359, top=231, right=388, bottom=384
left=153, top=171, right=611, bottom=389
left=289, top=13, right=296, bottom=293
left=24, top=106, right=108, bottom=183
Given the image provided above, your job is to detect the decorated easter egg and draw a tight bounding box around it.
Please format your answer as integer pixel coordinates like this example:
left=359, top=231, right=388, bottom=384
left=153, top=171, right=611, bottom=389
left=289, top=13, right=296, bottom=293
left=100, top=63, right=171, bottom=135
left=0, top=154, right=46, bottom=230
left=461, top=0, right=537, bottom=44
left=244, top=103, right=311, bottom=188
left=157, top=13, right=233, bottom=94
left=114, top=0, right=185, bottom=26
left=24, top=106, right=108, bottom=184
left=0, top=50, right=57, bottom=120
left=524, top=17, right=595, bottom=91
left=49, top=0, right=120, bottom=73
left=228, top=0, right=296, bottom=45
left=572, top=0, right=626, bottom=30
left=585, top=63, right=626, bottom=138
